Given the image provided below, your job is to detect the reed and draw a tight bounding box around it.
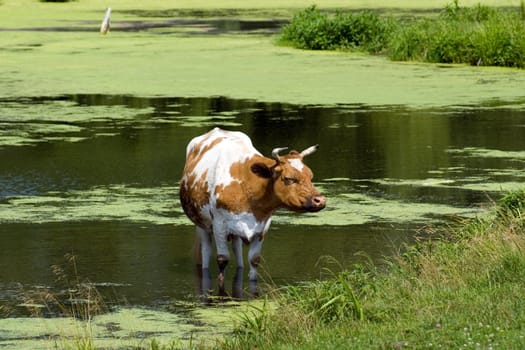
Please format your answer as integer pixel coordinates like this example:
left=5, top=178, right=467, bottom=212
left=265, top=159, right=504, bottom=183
left=22, top=253, right=108, bottom=320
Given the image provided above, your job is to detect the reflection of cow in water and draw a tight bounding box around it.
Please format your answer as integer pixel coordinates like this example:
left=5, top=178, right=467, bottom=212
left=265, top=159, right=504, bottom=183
left=180, top=128, right=326, bottom=295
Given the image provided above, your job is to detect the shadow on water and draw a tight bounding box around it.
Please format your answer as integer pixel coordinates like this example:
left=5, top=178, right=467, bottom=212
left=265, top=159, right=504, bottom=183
left=2, top=94, right=525, bottom=314
left=1, top=19, right=287, bottom=35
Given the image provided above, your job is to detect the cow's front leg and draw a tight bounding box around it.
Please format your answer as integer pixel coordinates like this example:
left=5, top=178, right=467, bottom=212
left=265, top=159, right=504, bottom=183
left=214, top=231, right=230, bottom=293
left=231, top=236, right=244, bottom=269
left=196, top=227, right=213, bottom=295
left=231, top=236, right=244, bottom=299
left=247, top=238, right=264, bottom=281
left=196, top=226, right=212, bottom=270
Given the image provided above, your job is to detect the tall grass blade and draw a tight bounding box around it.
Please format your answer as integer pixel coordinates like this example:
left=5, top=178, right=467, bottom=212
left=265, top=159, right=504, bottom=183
left=338, top=274, right=364, bottom=321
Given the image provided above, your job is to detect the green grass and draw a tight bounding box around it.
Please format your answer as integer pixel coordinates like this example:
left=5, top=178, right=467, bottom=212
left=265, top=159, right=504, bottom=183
left=223, top=189, right=525, bottom=349
left=279, top=2, right=525, bottom=68
left=279, top=5, right=395, bottom=53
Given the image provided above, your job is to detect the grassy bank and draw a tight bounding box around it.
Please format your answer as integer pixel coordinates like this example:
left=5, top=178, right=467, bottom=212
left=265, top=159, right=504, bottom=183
left=280, top=2, right=525, bottom=68
left=224, top=189, right=525, bottom=349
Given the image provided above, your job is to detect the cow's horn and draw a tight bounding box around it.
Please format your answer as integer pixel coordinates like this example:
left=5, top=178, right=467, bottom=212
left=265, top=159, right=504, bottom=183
left=271, top=147, right=288, bottom=161
left=300, top=144, right=319, bottom=157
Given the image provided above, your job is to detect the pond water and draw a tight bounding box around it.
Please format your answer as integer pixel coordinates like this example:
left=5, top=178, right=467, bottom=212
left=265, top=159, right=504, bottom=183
left=7, top=16, right=286, bottom=35
left=1, top=94, right=525, bottom=315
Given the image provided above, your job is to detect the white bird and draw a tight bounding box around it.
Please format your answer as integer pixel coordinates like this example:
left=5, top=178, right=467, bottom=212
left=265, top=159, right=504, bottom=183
left=100, top=7, right=111, bottom=35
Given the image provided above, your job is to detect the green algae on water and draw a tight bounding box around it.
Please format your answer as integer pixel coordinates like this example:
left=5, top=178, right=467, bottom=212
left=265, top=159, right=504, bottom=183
left=0, top=99, right=155, bottom=148
left=448, top=147, right=525, bottom=160
left=0, top=96, right=246, bottom=147
left=372, top=178, right=525, bottom=194
left=2, top=6, right=525, bottom=109
left=0, top=303, right=267, bottom=349
left=174, top=115, right=242, bottom=128
left=0, top=183, right=482, bottom=226
left=0, top=185, right=185, bottom=225
left=277, top=192, right=481, bottom=226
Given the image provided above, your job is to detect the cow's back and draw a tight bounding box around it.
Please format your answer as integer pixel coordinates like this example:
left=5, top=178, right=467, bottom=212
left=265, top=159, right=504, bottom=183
left=180, top=128, right=261, bottom=229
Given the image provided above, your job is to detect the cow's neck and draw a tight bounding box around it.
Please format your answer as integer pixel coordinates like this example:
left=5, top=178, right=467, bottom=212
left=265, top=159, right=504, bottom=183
left=246, top=155, right=282, bottom=220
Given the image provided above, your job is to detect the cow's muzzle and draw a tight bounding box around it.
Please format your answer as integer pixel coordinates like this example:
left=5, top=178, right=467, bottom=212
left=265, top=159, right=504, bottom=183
left=304, top=195, right=326, bottom=212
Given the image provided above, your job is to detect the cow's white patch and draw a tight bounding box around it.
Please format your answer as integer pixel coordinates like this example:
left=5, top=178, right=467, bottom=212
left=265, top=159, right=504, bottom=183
left=186, top=128, right=261, bottom=195
left=289, top=158, right=304, bottom=171
left=214, top=208, right=269, bottom=242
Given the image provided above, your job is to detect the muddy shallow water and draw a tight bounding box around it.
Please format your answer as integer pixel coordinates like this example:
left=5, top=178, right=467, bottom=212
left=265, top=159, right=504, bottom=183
left=1, top=94, right=525, bottom=316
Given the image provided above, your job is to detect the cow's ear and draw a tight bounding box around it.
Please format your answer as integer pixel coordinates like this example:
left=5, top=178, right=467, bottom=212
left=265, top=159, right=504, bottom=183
left=251, top=163, right=273, bottom=178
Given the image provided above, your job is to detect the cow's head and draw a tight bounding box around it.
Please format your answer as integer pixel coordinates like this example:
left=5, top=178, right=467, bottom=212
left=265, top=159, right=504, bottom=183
left=251, top=145, right=326, bottom=213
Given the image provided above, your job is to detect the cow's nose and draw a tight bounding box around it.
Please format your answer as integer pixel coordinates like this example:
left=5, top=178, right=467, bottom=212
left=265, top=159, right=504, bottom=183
left=313, top=195, right=326, bottom=208
left=307, top=195, right=326, bottom=212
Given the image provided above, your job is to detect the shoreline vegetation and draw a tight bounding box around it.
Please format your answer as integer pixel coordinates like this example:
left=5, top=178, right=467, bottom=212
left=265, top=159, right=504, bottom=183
left=222, top=189, right=525, bottom=349
left=279, top=1, right=525, bottom=68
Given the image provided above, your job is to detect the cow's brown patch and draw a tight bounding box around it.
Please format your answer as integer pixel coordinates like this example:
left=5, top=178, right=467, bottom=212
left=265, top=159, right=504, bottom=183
left=250, top=255, right=261, bottom=268
left=180, top=170, right=211, bottom=228
left=215, top=155, right=281, bottom=222
left=215, top=181, right=246, bottom=212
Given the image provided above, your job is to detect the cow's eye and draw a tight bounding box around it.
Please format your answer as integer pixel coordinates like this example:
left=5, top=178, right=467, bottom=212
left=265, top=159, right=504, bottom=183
left=283, top=177, right=297, bottom=185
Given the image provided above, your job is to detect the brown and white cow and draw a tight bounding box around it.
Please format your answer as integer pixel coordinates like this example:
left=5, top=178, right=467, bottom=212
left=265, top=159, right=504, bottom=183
left=179, top=128, right=326, bottom=288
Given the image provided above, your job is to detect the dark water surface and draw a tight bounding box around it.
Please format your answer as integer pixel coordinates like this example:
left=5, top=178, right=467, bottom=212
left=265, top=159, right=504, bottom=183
left=1, top=94, right=525, bottom=314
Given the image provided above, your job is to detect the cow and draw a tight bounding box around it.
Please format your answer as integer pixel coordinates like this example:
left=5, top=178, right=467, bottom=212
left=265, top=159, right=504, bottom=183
left=179, top=128, right=326, bottom=293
